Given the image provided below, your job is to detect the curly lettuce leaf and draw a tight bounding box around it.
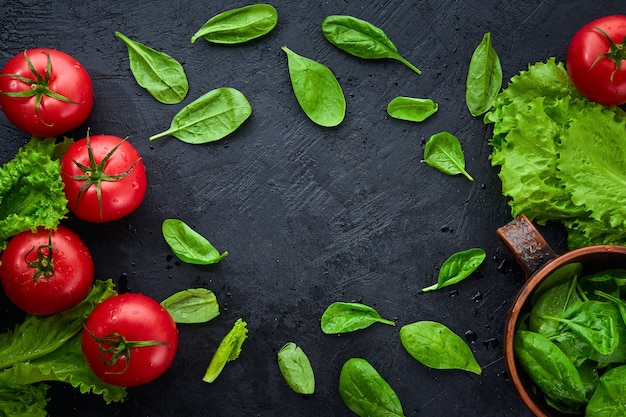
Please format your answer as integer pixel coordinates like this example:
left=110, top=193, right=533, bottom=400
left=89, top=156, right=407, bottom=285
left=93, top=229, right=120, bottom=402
left=0, top=279, right=117, bottom=369
left=0, top=280, right=123, bottom=416
left=0, top=137, right=68, bottom=248
left=486, top=58, right=626, bottom=248
left=558, top=106, right=626, bottom=229
left=0, top=384, right=49, bottom=417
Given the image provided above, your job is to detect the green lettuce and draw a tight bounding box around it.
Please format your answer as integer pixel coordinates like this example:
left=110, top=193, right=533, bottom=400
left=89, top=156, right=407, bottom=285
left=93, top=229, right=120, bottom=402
left=485, top=58, right=626, bottom=248
left=0, top=137, right=69, bottom=249
left=0, top=280, right=126, bottom=416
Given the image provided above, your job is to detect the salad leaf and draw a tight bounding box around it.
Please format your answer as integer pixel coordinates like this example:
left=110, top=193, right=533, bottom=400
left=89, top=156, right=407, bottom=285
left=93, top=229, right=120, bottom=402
left=485, top=58, right=626, bottom=248
left=203, top=318, right=248, bottom=383
left=466, top=32, right=502, bottom=116
left=423, top=132, right=474, bottom=181
left=162, top=218, right=228, bottom=265
left=0, top=137, right=68, bottom=249
left=191, top=4, right=278, bottom=44
left=161, top=288, right=220, bottom=324
left=0, top=279, right=124, bottom=416
left=277, top=342, right=315, bottom=394
left=422, top=248, right=486, bottom=292
left=115, top=31, right=188, bottom=104
left=320, top=302, right=395, bottom=334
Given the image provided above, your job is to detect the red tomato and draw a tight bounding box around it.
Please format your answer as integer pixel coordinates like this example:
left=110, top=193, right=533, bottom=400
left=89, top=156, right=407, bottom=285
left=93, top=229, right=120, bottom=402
left=0, top=48, right=93, bottom=137
left=567, top=15, right=626, bottom=106
left=81, top=293, right=178, bottom=387
left=60, top=134, right=147, bottom=223
left=0, top=225, right=94, bottom=315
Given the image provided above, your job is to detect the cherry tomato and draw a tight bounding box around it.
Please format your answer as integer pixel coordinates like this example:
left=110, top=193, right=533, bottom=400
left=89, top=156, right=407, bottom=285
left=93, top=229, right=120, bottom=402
left=81, top=293, right=178, bottom=387
left=0, top=48, right=93, bottom=137
left=0, top=225, right=94, bottom=315
left=60, top=133, right=147, bottom=223
left=567, top=15, right=626, bottom=106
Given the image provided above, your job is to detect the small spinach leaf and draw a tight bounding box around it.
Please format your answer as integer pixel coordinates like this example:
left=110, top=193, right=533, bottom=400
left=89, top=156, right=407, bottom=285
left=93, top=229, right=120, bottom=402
left=277, top=342, right=315, bottom=395
left=322, top=15, right=420, bottom=75
left=400, top=321, right=482, bottom=374
left=161, top=288, right=220, bottom=324
left=422, top=248, right=486, bottom=292
left=162, top=218, right=228, bottom=265
left=339, top=358, right=405, bottom=417
left=320, top=302, right=395, bottom=334
left=203, top=318, right=248, bottom=383
left=387, top=97, right=437, bottom=122
left=423, top=131, right=474, bottom=181
left=466, top=32, right=502, bottom=116
left=587, top=364, right=626, bottom=416
left=514, top=330, right=587, bottom=406
left=149, top=87, right=252, bottom=143
left=191, top=4, right=278, bottom=44
left=115, top=31, right=188, bottom=104
left=282, top=46, right=346, bottom=127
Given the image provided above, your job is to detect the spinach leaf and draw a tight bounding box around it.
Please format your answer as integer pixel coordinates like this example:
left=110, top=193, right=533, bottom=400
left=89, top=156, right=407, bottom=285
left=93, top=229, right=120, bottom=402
left=161, top=218, right=228, bottom=265
left=595, top=290, right=626, bottom=325
left=422, top=247, right=486, bottom=292
left=191, top=4, right=278, bottom=44
left=149, top=87, right=252, bottom=144
left=339, top=358, right=405, bottom=417
left=399, top=321, right=482, bottom=374
left=529, top=280, right=580, bottom=338
left=203, top=318, right=248, bottom=383
left=322, top=15, right=421, bottom=75
left=161, top=288, right=220, bottom=324
left=514, top=330, right=587, bottom=406
left=282, top=46, right=346, bottom=127
left=115, top=31, right=188, bottom=105
left=423, top=131, right=474, bottom=181
left=586, top=364, right=626, bottom=416
left=387, top=97, right=437, bottom=122
left=465, top=32, right=502, bottom=116
left=543, top=307, right=618, bottom=356
left=277, top=342, right=315, bottom=395
left=320, top=302, right=395, bottom=334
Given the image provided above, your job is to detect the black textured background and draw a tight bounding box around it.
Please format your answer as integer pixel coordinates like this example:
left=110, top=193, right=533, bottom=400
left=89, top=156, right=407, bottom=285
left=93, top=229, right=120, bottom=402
left=0, top=1, right=623, bottom=416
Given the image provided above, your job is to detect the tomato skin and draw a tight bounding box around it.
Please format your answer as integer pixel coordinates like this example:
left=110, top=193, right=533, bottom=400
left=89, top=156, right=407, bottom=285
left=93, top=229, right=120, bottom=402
left=567, top=15, right=626, bottom=106
left=81, top=293, right=178, bottom=387
left=0, top=226, right=94, bottom=315
left=60, top=134, right=147, bottom=223
left=0, top=48, right=93, bottom=137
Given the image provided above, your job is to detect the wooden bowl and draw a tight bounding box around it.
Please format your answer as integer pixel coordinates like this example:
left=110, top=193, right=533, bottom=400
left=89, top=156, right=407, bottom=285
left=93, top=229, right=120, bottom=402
left=497, top=214, right=626, bottom=417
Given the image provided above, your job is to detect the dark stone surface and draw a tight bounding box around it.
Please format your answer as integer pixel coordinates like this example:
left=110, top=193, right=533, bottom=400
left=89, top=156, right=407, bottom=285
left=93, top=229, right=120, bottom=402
left=0, top=1, right=621, bottom=416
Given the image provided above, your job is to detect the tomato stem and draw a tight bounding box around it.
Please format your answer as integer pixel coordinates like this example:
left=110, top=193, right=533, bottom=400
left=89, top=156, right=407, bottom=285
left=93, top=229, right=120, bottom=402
left=591, top=27, right=626, bottom=82
left=0, top=50, right=83, bottom=127
left=24, top=231, right=55, bottom=282
left=70, top=130, right=141, bottom=220
left=83, top=325, right=170, bottom=375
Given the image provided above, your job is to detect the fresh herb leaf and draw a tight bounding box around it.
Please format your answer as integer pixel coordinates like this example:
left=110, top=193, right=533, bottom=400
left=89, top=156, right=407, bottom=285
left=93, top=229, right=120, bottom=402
left=161, top=288, right=220, bottom=324
left=191, top=4, right=278, bottom=44
left=339, top=358, right=405, bottom=417
left=387, top=97, right=437, bottom=122
left=514, top=330, right=587, bottom=406
left=161, top=218, right=227, bottom=265
left=203, top=318, right=248, bottom=383
left=320, top=302, right=395, bottom=334
left=422, top=248, right=486, bottom=292
left=115, top=31, right=188, bottom=105
left=466, top=32, right=502, bottom=116
left=149, top=87, right=252, bottom=144
left=282, top=46, right=346, bottom=127
left=322, top=15, right=420, bottom=75
left=0, top=137, right=68, bottom=249
left=400, top=321, right=482, bottom=374
left=277, top=342, right=315, bottom=395
left=587, top=365, right=626, bottom=416
left=423, top=131, right=474, bottom=181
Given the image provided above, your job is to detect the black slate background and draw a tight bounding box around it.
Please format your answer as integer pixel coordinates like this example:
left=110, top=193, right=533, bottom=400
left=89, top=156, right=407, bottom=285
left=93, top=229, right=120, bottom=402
left=0, top=1, right=624, bottom=416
